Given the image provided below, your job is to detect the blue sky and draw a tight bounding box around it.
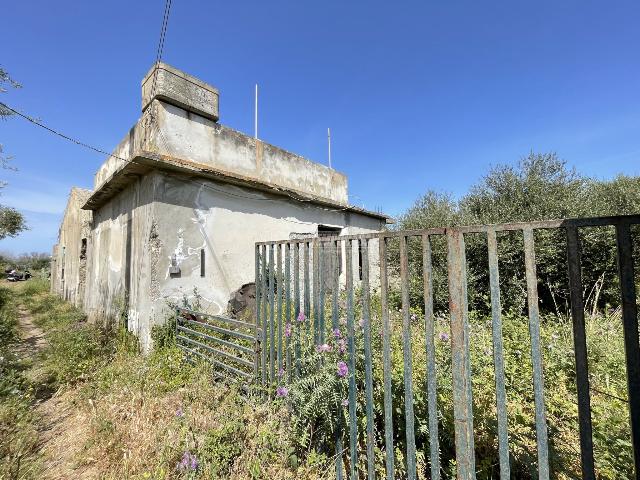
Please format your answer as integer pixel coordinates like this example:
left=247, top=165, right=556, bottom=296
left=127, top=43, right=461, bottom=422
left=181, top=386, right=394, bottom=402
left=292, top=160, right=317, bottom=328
left=1, top=0, right=639, bottom=254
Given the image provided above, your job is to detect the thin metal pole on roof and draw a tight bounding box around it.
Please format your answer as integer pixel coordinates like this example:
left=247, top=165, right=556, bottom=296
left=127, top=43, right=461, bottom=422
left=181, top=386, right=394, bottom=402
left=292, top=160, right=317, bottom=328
left=328, top=127, right=332, bottom=169
left=255, top=84, right=259, bottom=139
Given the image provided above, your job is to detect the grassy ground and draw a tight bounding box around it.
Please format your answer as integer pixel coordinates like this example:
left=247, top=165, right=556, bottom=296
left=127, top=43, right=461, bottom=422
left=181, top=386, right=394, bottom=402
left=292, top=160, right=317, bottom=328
left=0, top=281, right=332, bottom=480
left=0, top=280, right=633, bottom=479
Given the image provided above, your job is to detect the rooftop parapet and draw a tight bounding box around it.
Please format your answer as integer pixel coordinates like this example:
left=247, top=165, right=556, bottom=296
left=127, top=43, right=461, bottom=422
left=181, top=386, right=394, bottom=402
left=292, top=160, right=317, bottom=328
left=142, top=62, right=219, bottom=122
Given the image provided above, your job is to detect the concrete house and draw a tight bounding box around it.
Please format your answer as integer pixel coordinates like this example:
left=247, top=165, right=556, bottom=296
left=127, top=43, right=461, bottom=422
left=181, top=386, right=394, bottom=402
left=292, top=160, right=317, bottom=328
left=50, top=63, right=389, bottom=348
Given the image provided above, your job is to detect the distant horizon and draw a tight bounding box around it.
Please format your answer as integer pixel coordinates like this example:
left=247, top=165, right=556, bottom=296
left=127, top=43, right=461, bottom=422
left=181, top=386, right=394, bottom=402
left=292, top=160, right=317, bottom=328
left=2, top=0, right=639, bottom=254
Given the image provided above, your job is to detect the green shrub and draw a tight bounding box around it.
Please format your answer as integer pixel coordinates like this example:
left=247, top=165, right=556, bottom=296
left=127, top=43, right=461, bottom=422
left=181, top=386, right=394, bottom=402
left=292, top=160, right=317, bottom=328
left=278, top=301, right=632, bottom=479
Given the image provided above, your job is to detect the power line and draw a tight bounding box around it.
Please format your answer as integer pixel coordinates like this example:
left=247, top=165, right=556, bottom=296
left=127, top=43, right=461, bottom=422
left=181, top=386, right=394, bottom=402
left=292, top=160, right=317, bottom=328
left=0, top=101, right=128, bottom=162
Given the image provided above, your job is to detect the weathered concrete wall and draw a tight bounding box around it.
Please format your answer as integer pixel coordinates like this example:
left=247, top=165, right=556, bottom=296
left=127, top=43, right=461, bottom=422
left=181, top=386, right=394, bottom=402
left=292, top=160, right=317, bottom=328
left=144, top=172, right=383, bottom=331
left=50, top=188, right=92, bottom=306
left=83, top=173, right=156, bottom=341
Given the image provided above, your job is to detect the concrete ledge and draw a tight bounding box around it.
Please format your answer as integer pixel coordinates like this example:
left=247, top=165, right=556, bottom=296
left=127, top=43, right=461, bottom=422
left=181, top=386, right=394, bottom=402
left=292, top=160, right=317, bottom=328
left=142, top=62, right=219, bottom=121
left=82, top=150, right=392, bottom=223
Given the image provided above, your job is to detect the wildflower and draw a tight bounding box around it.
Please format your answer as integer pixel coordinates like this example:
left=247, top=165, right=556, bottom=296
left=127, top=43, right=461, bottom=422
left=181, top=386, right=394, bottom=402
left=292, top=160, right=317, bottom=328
left=342, top=399, right=349, bottom=407
left=333, top=328, right=342, bottom=339
left=410, top=313, right=417, bottom=321
left=297, top=311, right=306, bottom=322
left=177, top=451, right=198, bottom=472
left=316, top=343, right=332, bottom=353
left=278, top=368, right=285, bottom=378
left=337, top=361, right=348, bottom=378
left=175, top=407, right=184, bottom=418
left=439, top=332, right=450, bottom=342
left=285, top=323, right=292, bottom=338
left=338, top=338, right=347, bottom=354
left=276, top=386, right=289, bottom=397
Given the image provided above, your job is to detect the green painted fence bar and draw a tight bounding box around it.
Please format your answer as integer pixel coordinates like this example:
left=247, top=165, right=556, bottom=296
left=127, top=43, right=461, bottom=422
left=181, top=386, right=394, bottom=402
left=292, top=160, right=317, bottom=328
left=523, top=228, right=550, bottom=480
left=261, top=244, right=268, bottom=387
left=422, top=234, right=440, bottom=480
left=268, top=243, right=276, bottom=384
left=277, top=243, right=283, bottom=374
left=378, top=236, right=395, bottom=480
left=312, top=239, right=320, bottom=343
left=334, top=239, right=344, bottom=480
left=487, top=229, right=511, bottom=480
left=294, top=242, right=301, bottom=377
left=399, top=235, right=417, bottom=480
left=345, top=239, right=358, bottom=479
left=446, top=229, right=476, bottom=480
left=361, top=239, right=376, bottom=480
left=304, top=241, right=310, bottom=320
left=254, top=245, right=261, bottom=381
left=285, top=243, right=292, bottom=382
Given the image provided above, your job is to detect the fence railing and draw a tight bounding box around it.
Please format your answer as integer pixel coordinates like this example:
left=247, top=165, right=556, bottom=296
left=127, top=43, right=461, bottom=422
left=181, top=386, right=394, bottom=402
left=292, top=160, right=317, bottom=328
left=175, top=307, right=261, bottom=382
left=255, top=214, right=640, bottom=480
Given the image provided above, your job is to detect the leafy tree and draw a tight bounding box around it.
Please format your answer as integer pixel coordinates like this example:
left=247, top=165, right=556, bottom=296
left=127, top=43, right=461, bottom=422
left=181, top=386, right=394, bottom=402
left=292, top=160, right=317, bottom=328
left=0, top=67, right=26, bottom=239
left=395, top=152, right=640, bottom=315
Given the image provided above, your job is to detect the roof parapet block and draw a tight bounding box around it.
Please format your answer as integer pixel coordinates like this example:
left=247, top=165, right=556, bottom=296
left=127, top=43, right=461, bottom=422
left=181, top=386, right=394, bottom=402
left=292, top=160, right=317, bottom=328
left=141, top=62, right=219, bottom=122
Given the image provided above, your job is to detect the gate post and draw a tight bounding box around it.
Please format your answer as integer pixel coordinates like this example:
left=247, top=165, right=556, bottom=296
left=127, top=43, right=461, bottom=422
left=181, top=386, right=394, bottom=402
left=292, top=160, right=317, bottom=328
left=446, top=228, right=476, bottom=480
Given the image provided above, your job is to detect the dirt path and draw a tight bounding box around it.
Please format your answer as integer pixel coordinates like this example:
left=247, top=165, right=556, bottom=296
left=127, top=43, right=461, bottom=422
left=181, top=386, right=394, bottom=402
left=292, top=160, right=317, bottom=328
left=15, top=307, right=47, bottom=359
left=14, top=303, right=97, bottom=479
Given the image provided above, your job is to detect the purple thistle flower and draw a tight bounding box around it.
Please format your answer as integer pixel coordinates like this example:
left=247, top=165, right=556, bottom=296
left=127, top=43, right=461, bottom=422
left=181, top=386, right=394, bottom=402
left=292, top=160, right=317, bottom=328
left=338, top=338, right=347, bottom=354
left=285, top=323, right=292, bottom=338
left=439, top=332, right=450, bottom=342
left=337, top=361, right=348, bottom=378
left=333, top=328, right=342, bottom=339
left=316, top=343, right=332, bottom=353
left=177, top=451, right=198, bottom=472
left=341, top=399, right=349, bottom=407
left=276, top=386, right=289, bottom=397
left=175, top=407, right=184, bottom=418
left=277, top=368, right=285, bottom=377
left=297, top=311, right=306, bottom=322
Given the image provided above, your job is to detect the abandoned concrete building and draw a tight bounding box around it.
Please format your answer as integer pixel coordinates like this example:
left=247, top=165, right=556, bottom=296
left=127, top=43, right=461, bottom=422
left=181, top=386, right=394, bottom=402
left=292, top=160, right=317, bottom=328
left=50, top=63, right=390, bottom=348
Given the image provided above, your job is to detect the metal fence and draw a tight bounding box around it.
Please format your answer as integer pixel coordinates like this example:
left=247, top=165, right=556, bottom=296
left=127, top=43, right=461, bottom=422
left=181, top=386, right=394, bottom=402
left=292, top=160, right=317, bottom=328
left=255, top=214, right=640, bottom=480
left=175, top=307, right=260, bottom=382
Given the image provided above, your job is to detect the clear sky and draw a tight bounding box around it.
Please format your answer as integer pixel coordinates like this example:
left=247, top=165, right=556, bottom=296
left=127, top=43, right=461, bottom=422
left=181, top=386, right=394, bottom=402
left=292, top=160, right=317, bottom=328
left=1, top=1, right=639, bottom=254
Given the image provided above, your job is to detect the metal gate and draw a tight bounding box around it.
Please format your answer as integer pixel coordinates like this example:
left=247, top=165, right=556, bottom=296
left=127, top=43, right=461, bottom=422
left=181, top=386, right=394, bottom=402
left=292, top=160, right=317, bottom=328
left=175, top=307, right=260, bottom=382
left=255, top=214, right=640, bottom=480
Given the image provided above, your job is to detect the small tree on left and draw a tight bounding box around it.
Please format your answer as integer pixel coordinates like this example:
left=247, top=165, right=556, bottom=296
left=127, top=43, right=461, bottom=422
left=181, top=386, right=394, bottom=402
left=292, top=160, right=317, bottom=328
left=0, top=67, right=27, bottom=240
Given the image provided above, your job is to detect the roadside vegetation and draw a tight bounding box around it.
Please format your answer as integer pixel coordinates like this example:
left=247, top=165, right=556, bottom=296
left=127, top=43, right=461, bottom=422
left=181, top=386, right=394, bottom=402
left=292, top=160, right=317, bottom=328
left=0, top=280, right=331, bottom=480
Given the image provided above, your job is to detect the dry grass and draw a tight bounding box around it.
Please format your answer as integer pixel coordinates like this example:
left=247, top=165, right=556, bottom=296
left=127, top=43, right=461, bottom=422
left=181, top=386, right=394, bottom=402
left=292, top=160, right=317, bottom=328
left=4, top=281, right=335, bottom=480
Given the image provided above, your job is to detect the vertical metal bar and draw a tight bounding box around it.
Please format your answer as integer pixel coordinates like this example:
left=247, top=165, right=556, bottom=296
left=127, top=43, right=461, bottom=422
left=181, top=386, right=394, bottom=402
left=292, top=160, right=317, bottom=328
left=254, top=245, right=261, bottom=382
left=566, top=227, right=596, bottom=480
left=277, top=244, right=283, bottom=375
left=379, top=235, right=395, bottom=480
left=446, top=228, right=476, bottom=480
left=422, top=234, right=440, bottom=480
left=261, top=244, right=268, bottom=387
left=487, top=229, right=511, bottom=480
left=319, top=241, right=326, bottom=344
left=334, top=238, right=344, bottom=480
left=294, top=243, right=301, bottom=377
left=399, top=235, right=417, bottom=480
left=313, top=239, right=320, bottom=343
left=346, top=239, right=358, bottom=479
left=285, top=243, right=292, bottom=383
left=332, top=239, right=340, bottom=330
left=615, top=221, right=640, bottom=479
left=523, top=227, right=550, bottom=480
left=361, top=240, right=375, bottom=480
left=268, top=243, right=276, bottom=384
left=304, top=241, right=311, bottom=319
